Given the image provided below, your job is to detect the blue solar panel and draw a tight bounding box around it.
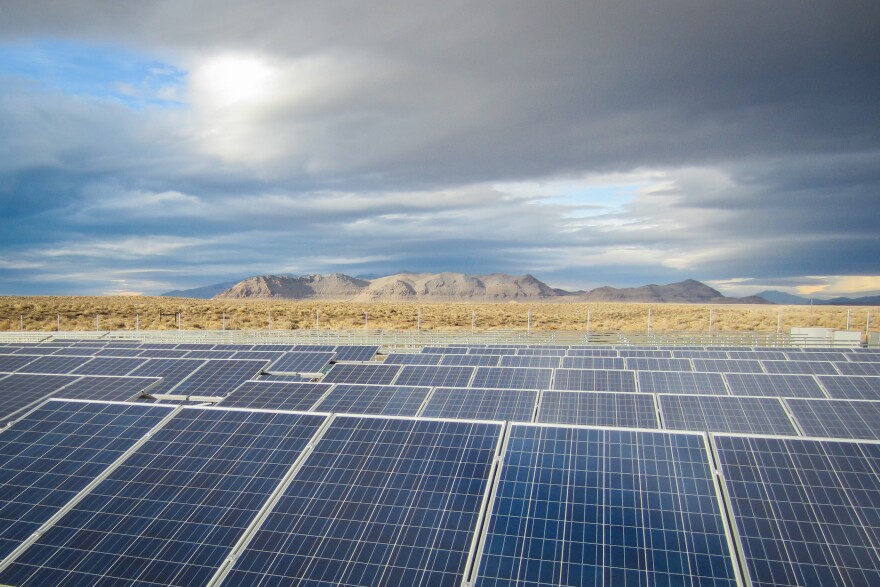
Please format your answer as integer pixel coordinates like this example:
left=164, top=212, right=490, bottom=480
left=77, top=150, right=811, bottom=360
left=332, top=345, right=379, bottom=362
left=10, top=346, right=64, bottom=355
left=564, top=349, right=619, bottom=357
left=382, top=353, right=443, bottom=365
left=514, top=348, right=566, bottom=356
left=0, top=373, right=81, bottom=423
left=552, top=369, right=637, bottom=392
left=692, top=359, right=765, bottom=373
left=291, top=344, right=337, bottom=352
left=723, top=373, right=827, bottom=398
left=789, top=351, right=849, bottom=361
left=0, top=407, right=329, bottom=587
left=128, top=358, right=206, bottom=394
left=470, top=367, right=553, bottom=390
left=440, top=354, right=502, bottom=367
left=784, top=399, right=880, bottom=440
left=174, top=343, right=215, bottom=350
left=0, top=400, right=174, bottom=560
left=537, top=391, right=659, bottom=428
left=322, top=363, right=401, bottom=385
left=498, top=355, right=560, bottom=368
left=845, top=352, right=880, bottom=363
left=817, top=375, right=880, bottom=400
left=421, top=346, right=468, bottom=354
left=473, top=424, right=739, bottom=587
left=658, top=394, right=798, bottom=435
left=219, top=381, right=332, bottom=410
left=393, top=365, right=475, bottom=387
left=212, top=344, right=255, bottom=351
left=761, top=360, right=839, bottom=375
left=221, top=416, right=502, bottom=587
left=713, top=435, right=880, bottom=587
left=670, top=350, right=730, bottom=359
left=183, top=349, right=238, bottom=359
left=268, top=351, right=335, bottom=374
left=312, top=383, right=432, bottom=416
left=0, top=355, right=38, bottom=372
left=617, top=349, right=673, bottom=358
left=727, top=350, right=787, bottom=360
left=561, top=356, right=625, bottom=369
left=93, top=348, right=145, bottom=358
left=52, top=376, right=161, bottom=402
left=230, top=350, right=285, bottom=361
left=638, top=371, right=729, bottom=395
left=169, top=359, right=268, bottom=396
left=625, top=357, right=694, bottom=371
left=420, top=387, right=538, bottom=421
left=833, top=362, right=880, bottom=376
left=70, top=357, right=147, bottom=376
left=138, top=348, right=191, bottom=358
left=17, top=355, right=93, bottom=374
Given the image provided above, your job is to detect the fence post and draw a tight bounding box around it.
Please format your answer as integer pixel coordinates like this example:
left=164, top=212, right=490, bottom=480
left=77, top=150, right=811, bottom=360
left=709, top=308, right=714, bottom=333
left=19, top=315, right=23, bottom=331
left=648, top=306, right=653, bottom=334
left=417, top=306, right=421, bottom=335
left=136, top=313, right=139, bottom=332
left=57, top=313, right=60, bottom=331
left=586, top=308, right=591, bottom=342
left=221, top=312, right=225, bottom=331
left=847, top=309, right=852, bottom=330
left=364, top=312, right=368, bottom=331
left=471, top=310, right=475, bottom=335
left=527, top=309, right=531, bottom=334
left=316, top=310, right=320, bottom=331
left=777, top=310, right=782, bottom=334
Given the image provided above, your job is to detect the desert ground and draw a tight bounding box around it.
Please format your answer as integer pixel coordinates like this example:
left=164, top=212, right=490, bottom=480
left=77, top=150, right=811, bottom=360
left=0, top=296, right=874, bottom=334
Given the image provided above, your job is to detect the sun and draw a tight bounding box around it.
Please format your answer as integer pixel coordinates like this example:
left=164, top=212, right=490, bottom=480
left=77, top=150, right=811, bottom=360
left=195, top=54, right=274, bottom=108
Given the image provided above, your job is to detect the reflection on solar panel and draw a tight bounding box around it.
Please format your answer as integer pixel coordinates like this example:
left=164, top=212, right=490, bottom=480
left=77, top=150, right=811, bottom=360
left=617, top=349, right=673, bottom=358
left=0, top=400, right=174, bottom=560
left=394, top=365, right=475, bottom=387
left=692, top=359, right=764, bottom=373
left=421, top=346, right=468, bottom=354
left=267, top=351, right=335, bottom=374
left=784, top=399, right=880, bottom=440
left=440, top=354, right=501, bottom=367
left=470, top=367, right=553, bottom=390
left=724, top=373, right=826, bottom=398
left=383, top=353, right=443, bottom=365
left=560, top=356, right=625, bottom=370
left=222, top=416, right=502, bottom=587
left=537, top=391, right=659, bottom=428
left=0, top=373, right=80, bottom=422
left=322, top=363, right=401, bottom=385
left=833, top=362, right=880, bottom=376
left=17, top=355, right=92, bottom=374
left=421, top=387, right=537, bottom=421
left=0, top=355, right=38, bottom=372
left=552, top=369, right=637, bottom=392
left=170, top=359, right=267, bottom=396
left=128, top=358, right=206, bottom=394
left=333, top=345, right=379, bottom=362
left=498, top=355, right=560, bottom=368
left=638, top=371, right=728, bottom=395
left=713, top=435, right=880, bottom=587
left=0, top=407, right=328, bottom=587
left=70, top=356, right=146, bottom=376
left=51, top=376, right=160, bottom=402
left=658, top=394, right=798, bottom=435
left=219, top=381, right=332, bottom=410
left=761, top=360, right=839, bottom=375
left=817, top=375, right=880, bottom=400
left=473, top=424, right=738, bottom=587
left=625, top=357, right=693, bottom=371
left=313, top=383, right=431, bottom=416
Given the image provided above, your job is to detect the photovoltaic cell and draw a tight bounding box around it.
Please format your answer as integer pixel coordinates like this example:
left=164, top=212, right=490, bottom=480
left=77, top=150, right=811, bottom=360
left=560, top=356, right=625, bottom=370
left=845, top=353, right=880, bottom=363
left=784, top=399, right=880, bottom=440
left=0, top=373, right=81, bottom=422
left=440, top=354, right=502, bottom=367
left=291, top=344, right=337, bottom=352
left=421, top=346, right=468, bottom=354
left=393, top=365, right=475, bottom=387
left=128, top=358, right=206, bottom=394
left=169, top=359, right=268, bottom=396
left=552, top=369, right=637, bottom=392
left=470, top=367, right=553, bottom=390
left=817, top=375, right=880, bottom=400
left=658, top=394, right=798, bottom=435
left=17, top=355, right=93, bottom=375
left=761, top=360, right=839, bottom=375
left=833, top=362, right=880, bottom=376
left=514, top=348, right=566, bottom=356
left=564, top=349, right=619, bottom=357
left=625, top=357, right=694, bottom=371
left=692, top=359, right=765, bottom=373
left=321, top=363, right=401, bottom=385
left=537, top=391, right=659, bottom=428
left=230, top=350, right=285, bottom=361
left=11, top=347, right=64, bottom=356
left=788, top=351, right=849, bottom=361
left=724, top=373, right=827, bottom=398
left=332, top=345, right=379, bottom=362
left=473, top=424, right=738, bottom=587
left=0, top=400, right=174, bottom=560
left=0, top=407, right=328, bottom=587
left=0, top=355, right=38, bottom=373
left=51, top=376, right=161, bottom=402
left=219, top=381, right=332, bottom=411
left=70, top=357, right=147, bottom=376
left=382, top=353, right=443, bottom=365
left=713, top=435, right=880, bottom=587
left=670, top=350, right=730, bottom=359
left=420, top=387, right=537, bottom=421
left=727, top=350, right=787, bottom=361
left=312, top=383, right=431, bottom=416
left=223, top=416, right=502, bottom=587
left=498, top=355, right=560, bottom=368
left=138, top=349, right=191, bottom=359
left=268, top=351, right=335, bottom=374
left=617, top=349, right=673, bottom=358
left=637, top=371, right=728, bottom=395
left=183, top=349, right=238, bottom=359
left=93, top=348, right=145, bottom=358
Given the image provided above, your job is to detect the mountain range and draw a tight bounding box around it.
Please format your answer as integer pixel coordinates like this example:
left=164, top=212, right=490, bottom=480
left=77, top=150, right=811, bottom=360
left=756, top=290, right=880, bottom=306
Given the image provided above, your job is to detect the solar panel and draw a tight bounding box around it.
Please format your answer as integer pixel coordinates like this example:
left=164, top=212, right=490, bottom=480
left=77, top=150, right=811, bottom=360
left=0, top=355, right=38, bottom=372
left=638, top=371, right=729, bottom=395
left=174, top=343, right=216, bottom=350
left=625, top=357, right=694, bottom=371
left=498, top=355, right=560, bottom=368
left=617, top=349, right=673, bottom=358
left=670, top=350, right=730, bottom=359
left=128, top=358, right=206, bottom=394
left=712, top=435, right=880, bottom=587
left=564, top=349, right=619, bottom=357
left=313, top=383, right=432, bottom=416
left=421, top=346, right=468, bottom=354
left=393, top=365, right=475, bottom=387
left=470, top=366, right=553, bottom=390
left=552, top=369, right=637, bottom=392
left=382, top=353, right=443, bottom=365
left=727, top=350, right=787, bottom=360
left=169, top=359, right=268, bottom=396
left=658, top=394, right=798, bottom=435
left=834, top=362, right=880, bottom=376
left=16, top=355, right=93, bottom=375
left=220, top=415, right=502, bottom=587
left=784, top=399, right=880, bottom=440
left=48, top=346, right=100, bottom=356
left=761, top=360, right=839, bottom=375
left=10, top=347, right=64, bottom=355
left=291, top=344, right=337, bottom=352
left=0, top=407, right=329, bottom=587
left=250, top=344, right=294, bottom=351
left=514, top=348, right=566, bottom=356
left=219, top=381, right=332, bottom=410
left=817, top=375, right=880, bottom=400
left=0, top=373, right=81, bottom=423
left=845, top=353, right=880, bottom=363
left=321, top=363, right=401, bottom=385
left=0, top=400, right=174, bottom=560
left=50, top=376, right=161, bottom=402
left=440, top=354, right=502, bottom=367
left=229, top=350, right=285, bottom=361
left=536, top=390, right=659, bottom=428
left=267, top=351, right=335, bottom=374
left=692, top=359, right=765, bottom=373
left=470, top=347, right=519, bottom=356
left=420, top=387, right=538, bottom=421
left=788, top=351, right=849, bottom=361
left=472, top=424, right=739, bottom=587
left=93, top=348, right=145, bottom=358
left=560, top=356, right=625, bottom=370
left=724, top=373, right=827, bottom=398
left=212, top=344, right=255, bottom=351
left=138, top=348, right=191, bottom=358
left=183, top=349, right=238, bottom=359
left=332, top=345, right=379, bottom=362
left=69, top=356, right=147, bottom=376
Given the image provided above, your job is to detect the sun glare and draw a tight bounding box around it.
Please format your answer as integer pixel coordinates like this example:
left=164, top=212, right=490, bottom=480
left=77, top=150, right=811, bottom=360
left=197, top=54, right=274, bottom=107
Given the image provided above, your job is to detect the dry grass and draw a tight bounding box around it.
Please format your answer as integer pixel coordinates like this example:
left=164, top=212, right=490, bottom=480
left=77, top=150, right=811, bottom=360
left=0, top=296, right=876, bottom=334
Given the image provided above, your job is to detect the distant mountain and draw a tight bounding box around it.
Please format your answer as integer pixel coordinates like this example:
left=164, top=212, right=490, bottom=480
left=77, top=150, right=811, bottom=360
left=570, top=279, right=771, bottom=304
left=161, top=281, right=240, bottom=299
left=754, top=290, right=812, bottom=305
left=354, top=273, right=558, bottom=301
left=821, top=295, right=880, bottom=306
left=756, top=290, right=880, bottom=306
left=214, top=274, right=370, bottom=300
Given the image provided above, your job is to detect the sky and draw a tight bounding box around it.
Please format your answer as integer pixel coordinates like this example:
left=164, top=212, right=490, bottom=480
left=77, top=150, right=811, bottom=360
left=1, top=1, right=879, bottom=299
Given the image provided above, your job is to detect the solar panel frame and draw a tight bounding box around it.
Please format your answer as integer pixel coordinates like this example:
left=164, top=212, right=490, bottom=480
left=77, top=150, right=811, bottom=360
left=47, top=375, right=162, bottom=402
left=624, top=357, right=694, bottom=371
left=670, top=350, right=730, bottom=359
left=421, top=346, right=468, bottom=354
left=0, top=355, right=39, bottom=373
left=266, top=351, right=335, bottom=374
left=536, top=390, right=660, bottom=428
left=563, top=349, right=619, bottom=357
left=137, top=348, right=191, bottom=358
left=513, top=348, right=567, bottom=356
left=218, top=381, right=333, bottom=410
left=93, top=348, right=145, bottom=358
left=788, top=351, right=850, bottom=361
left=0, top=373, right=82, bottom=424
left=726, top=350, right=788, bottom=360
left=168, top=358, right=269, bottom=397
left=183, top=349, right=238, bottom=359
left=229, top=350, right=286, bottom=361
left=834, top=361, right=880, bottom=376
left=845, top=353, right=880, bottom=363
left=321, top=363, right=401, bottom=385
left=69, top=356, right=147, bottom=376
left=16, top=355, right=93, bottom=375
left=128, top=358, right=207, bottom=394
left=617, top=349, right=673, bottom=358
left=439, top=354, right=501, bottom=367
left=469, top=366, right=553, bottom=391
left=290, top=344, right=337, bottom=352
left=658, top=394, right=799, bottom=435
left=692, top=359, right=765, bottom=373
left=551, top=369, right=637, bottom=392
left=723, top=372, right=828, bottom=398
